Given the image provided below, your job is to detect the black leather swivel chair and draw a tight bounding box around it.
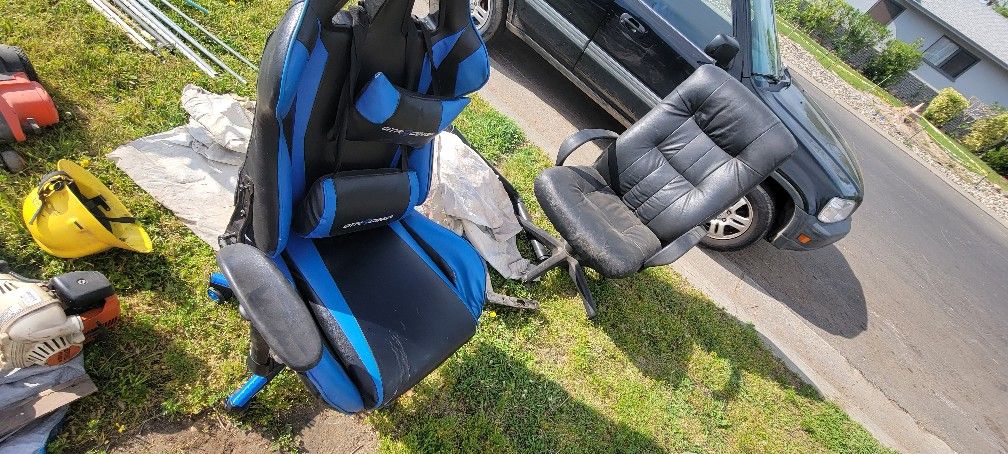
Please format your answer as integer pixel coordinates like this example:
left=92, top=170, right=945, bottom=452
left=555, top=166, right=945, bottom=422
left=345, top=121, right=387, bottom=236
left=522, top=65, right=798, bottom=318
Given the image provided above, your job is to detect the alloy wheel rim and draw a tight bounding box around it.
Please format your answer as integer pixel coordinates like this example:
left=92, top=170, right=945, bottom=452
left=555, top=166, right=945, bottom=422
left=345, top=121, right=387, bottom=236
left=705, top=197, right=753, bottom=240
left=471, top=0, right=492, bottom=31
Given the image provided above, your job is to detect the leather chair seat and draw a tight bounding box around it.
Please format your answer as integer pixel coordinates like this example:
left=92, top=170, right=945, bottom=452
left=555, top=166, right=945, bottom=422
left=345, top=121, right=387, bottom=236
left=535, top=165, right=660, bottom=277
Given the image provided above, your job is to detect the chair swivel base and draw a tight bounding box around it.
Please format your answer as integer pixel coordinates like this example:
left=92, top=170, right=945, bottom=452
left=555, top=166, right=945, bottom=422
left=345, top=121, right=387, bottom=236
left=515, top=216, right=599, bottom=319
left=225, top=366, right=283, bottom=411
left=224, top=325, right=285, bottom=411
left=515, top=213, right=709, bottom=319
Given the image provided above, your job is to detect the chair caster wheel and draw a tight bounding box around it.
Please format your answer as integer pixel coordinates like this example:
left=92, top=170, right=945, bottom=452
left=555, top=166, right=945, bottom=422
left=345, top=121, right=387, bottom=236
left=207, top=287, right=227, bottom=302
left=1, top=149, right=26, bottom=174
left=223, top=398, right=249, bottom=412
left=207, top=272, right=234, bottom=303
left=207, top=285, right=234, bottom=303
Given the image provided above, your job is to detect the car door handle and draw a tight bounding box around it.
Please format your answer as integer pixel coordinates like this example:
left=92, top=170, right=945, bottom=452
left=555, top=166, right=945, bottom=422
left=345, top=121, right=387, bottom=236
left=618, top=13, right=648, bottom=37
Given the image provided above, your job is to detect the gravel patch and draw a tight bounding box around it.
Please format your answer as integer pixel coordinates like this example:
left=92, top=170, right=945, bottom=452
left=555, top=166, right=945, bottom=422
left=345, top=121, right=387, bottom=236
left=778, top=36, right=1008, bottom=225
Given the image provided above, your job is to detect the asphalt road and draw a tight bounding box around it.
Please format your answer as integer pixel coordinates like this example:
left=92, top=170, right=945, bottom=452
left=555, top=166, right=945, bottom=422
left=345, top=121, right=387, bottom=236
left=480, top=32, right=1008, bottom=453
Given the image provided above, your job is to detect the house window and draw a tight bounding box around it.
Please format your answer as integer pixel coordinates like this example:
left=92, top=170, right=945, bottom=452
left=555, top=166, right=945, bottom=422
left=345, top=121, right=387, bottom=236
left=923, top=36, right=980, bottom=79
left=867, top=0, right=904, bottom=25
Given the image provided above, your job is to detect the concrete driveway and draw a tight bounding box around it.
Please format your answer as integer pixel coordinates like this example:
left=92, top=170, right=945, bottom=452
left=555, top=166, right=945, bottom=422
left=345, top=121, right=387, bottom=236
left=479, top=32, right=1008, bottom=453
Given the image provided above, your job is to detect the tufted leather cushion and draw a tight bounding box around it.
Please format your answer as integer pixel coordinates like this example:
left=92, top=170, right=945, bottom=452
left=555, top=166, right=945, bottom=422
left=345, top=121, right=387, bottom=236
left=535, top=65, right=797, bottom=278
left=609, top=64, right=797, bottom=242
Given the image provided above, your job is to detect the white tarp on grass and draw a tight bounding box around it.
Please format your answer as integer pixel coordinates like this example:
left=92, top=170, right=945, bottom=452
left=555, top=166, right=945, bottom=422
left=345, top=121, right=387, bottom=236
left=108, top=85, right=250, bottom=247
left=0, top=357, right=87, bottom=453
left=419, top=132, right=531, bottom=279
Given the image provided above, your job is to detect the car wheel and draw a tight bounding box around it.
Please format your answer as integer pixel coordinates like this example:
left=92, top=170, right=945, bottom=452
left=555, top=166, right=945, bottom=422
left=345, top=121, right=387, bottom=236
left=700, top=185, right=774, bottom=252
left=470, top=0, right=506, bottom=42
left=427, top=0, right=505, bottom=42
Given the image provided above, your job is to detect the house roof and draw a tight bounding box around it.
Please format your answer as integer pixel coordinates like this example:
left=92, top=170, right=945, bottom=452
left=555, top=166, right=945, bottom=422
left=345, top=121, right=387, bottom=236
left=901, top=0, right=1008, bottom=71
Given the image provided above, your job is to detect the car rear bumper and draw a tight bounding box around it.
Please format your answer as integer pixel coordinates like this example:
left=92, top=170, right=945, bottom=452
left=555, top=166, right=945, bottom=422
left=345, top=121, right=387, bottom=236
left=769, top=207, right=851, bottom=251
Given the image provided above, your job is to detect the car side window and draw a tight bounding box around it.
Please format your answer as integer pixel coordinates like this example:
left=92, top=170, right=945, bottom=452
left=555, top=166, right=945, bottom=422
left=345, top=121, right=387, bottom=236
left=645, top=0, right=733, bottom=49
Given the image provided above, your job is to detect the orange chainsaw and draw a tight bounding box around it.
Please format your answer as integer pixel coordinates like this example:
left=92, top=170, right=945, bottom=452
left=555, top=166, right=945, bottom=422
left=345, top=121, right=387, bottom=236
left=0, top=261, right=119, bottom=369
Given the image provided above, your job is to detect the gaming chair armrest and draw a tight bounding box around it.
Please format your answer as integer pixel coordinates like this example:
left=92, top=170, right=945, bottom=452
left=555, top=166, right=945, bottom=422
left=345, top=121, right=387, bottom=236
left=217, top=244, right=323, bottom=372
left=556, top=129, right=619, bottom=166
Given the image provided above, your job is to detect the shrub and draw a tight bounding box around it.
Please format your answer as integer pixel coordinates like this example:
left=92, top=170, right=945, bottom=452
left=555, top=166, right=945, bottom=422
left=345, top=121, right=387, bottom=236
left=982, top=147, right=1008, bottom=176
left=863, top=38, right=923, bottom=87
left=812, top=0, right=849, bottom=44
left=996, top=2, right=1008, bottom=19
left=787, top=0, right=845, bottom=39
left=924, top=88, right=970, bottom=127
left=963, top=113, right=1008, bottom=152
left=776, top=0, right=889, bottom=57
left=776, top=0, right=801, bottom=23
left=832, top=4, right=890, bottom=59
left=776, top=0, right=802, bottom=22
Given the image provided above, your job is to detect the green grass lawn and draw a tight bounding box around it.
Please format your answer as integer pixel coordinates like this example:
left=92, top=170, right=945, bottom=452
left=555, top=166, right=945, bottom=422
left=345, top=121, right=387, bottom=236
left=2, top=1, right=890, bottom=452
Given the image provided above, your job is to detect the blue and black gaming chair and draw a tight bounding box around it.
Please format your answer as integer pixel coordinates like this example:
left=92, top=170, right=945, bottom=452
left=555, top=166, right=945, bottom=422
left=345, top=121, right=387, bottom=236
left=213, top=0, right=492, bottom=412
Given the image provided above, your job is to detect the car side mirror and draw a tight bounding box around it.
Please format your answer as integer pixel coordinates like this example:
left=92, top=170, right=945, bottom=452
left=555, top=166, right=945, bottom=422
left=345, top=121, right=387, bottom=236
left=704, top=34, right=740, bottom=69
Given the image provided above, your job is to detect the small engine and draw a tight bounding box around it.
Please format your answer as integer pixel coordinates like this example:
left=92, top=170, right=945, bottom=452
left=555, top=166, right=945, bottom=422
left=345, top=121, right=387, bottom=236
left=0, top=261, right=119, bottom=369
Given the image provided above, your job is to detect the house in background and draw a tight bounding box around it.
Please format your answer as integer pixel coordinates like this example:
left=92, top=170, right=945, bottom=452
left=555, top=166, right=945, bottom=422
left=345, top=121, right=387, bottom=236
left=846, top=0, right=1008, bottom=109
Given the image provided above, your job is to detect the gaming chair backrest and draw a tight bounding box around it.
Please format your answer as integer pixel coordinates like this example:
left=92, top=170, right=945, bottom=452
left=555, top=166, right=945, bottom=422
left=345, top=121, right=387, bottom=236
left=231, top=0, right=489, bottom=256
left=420, top=0, right=491, bottom=97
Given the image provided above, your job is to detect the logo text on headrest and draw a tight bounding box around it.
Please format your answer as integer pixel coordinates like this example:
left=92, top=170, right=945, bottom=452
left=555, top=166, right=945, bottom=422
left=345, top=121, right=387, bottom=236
left=381, top=126, right=434, bottom=138
left=343, top=215, right=395, bottom=230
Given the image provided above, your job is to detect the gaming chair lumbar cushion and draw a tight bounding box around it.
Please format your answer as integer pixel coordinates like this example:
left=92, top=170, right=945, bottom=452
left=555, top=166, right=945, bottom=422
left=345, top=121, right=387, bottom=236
left=222, top=0, right=491, bottom=413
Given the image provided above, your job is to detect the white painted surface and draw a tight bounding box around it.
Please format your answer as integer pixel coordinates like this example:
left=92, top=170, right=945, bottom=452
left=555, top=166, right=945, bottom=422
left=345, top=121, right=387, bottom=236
left=847, top=0, right=874, bottom=10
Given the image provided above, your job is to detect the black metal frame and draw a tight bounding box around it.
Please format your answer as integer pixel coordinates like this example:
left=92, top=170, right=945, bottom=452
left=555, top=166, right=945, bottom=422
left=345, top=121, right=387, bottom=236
left=457, top=127, right=711, bottom=319
left=451, top=127, right=617, bottom=318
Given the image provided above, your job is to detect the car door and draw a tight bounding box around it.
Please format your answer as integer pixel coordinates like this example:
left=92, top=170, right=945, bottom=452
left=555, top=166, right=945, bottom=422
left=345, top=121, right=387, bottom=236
left=575, top=0, right=737, bottom=122
left=509, top=0, right=611, bottom=68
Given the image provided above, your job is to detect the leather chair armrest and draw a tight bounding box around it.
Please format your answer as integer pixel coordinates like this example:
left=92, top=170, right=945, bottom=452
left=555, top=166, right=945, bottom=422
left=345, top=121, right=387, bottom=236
left=556, top=129, right=619, bottom=166
left=643, top=226, right=707, bottom=269
left=217, top=244, right=323, bottom=372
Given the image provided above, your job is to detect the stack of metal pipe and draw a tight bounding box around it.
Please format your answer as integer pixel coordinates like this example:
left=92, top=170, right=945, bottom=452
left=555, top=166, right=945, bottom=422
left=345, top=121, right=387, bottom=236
left=84, top=0, right=255, bottom=83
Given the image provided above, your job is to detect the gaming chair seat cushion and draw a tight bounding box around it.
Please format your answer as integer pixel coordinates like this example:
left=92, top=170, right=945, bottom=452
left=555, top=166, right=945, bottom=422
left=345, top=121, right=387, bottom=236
left=535, top=166, right=661, bottom=278
left=282, top=210, right=486, bottom=410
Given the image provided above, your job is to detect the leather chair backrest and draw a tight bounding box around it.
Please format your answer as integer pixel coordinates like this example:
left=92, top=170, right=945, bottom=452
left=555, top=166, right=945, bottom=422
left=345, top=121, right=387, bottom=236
left=602, top=65, right=797, bottom=243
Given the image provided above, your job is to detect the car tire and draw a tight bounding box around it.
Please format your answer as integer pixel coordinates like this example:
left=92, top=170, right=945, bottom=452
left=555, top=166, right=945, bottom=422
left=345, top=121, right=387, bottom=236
left=428, top=0, right=506, bottom=42
left=470, top=0, right=506, bottom=42
left=700, top=185, right=774, bottom=252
